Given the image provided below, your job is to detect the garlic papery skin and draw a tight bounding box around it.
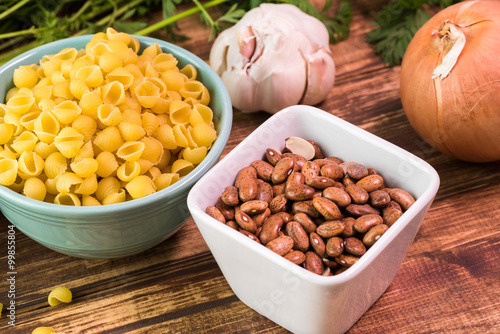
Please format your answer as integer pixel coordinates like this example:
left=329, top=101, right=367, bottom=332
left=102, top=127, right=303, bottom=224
left=209, top=3, right=335, bottom=114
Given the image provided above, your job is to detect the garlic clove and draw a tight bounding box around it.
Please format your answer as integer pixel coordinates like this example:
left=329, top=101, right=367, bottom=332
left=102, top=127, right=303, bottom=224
left=301, top=49, right=336, bottom=105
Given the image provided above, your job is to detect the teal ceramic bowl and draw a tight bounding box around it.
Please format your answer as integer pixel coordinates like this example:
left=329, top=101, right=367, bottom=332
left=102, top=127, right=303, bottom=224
left=0, top=35, right=232, bottom=259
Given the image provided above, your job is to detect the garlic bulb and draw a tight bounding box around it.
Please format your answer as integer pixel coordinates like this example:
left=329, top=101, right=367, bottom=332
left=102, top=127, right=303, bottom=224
left=209, top=3, right=335, bottom=114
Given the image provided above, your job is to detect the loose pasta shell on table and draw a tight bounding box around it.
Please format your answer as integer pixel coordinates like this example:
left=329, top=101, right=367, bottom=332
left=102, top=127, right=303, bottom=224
left=117, top=161, right=141, bottom=182
left=34, top=111, right=60, bottom=144
left=75, top=174, right=98, bottom=195
left=135, top=80, right=160, bottom=108
left=95, top=151, right=119, bottom=178
left=22, top=177, right=47, bottom=201
left=125, top=175, right=156, bottom=199
left=0, top=159, right=18, bottom=186
left=54, top=192, right=81, bottom=205
left=106, top=67, right=134, bottom=90
left=47, top=286, right=72, bottom=306
left=13, top=65, right=38, bottom=89
left=102, top=81, right=125, bottom=105
left=44, top=152, right=68, bottom=179
left=97, top=103, right=122, bottom=127
left=52, top=100, right=82, bottom=124
left=116, top=141, right=145, bottom=162
left=18, top=151, right=44, bottom=177
left=76, top=65, right=104, bottom=88
left=56, top=172, right=83, bottom=193
left=152, top=53, right=178, bottom=72
left=71, top=115, right=97, bottom=142
left=96, top=176, right=121, bottom=202
left=94, top=126, right=124, bottom=152
left=54, top=127, right=84, bottom=158
left=171, top=159, right=194, bottom=177
left=169, top=100, right=192, bottom=125
left=70, top=157, right=99, bottom=178
left=139, top=136, right=164, bottom=165
left=79, top=87, right=103, bottom=119
left=11, top=130, right=38, bottom=153
left=32, top=326, right=57, bottom=334
left=6, top=93, right=35, bottom=115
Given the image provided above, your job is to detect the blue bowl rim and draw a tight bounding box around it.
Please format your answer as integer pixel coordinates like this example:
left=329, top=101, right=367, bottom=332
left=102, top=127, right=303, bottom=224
left=0, top=35, right=233, bottom=218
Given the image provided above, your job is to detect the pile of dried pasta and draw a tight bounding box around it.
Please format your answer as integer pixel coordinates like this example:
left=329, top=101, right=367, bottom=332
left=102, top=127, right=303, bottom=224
left=0, top=28, right=218, bottom=205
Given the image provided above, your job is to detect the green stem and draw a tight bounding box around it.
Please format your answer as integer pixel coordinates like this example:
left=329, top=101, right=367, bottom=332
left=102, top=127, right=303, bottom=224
left=0, top=0, right=32, bottom=21
left=135, top=0, right=230, bottom=36
left=193, top=0, right=215, bottom=28
left=0, top=26, right=48, bottom=40
left=0, top=40, right=39, bottom=66
left=68, top=0, right=92, bottom=23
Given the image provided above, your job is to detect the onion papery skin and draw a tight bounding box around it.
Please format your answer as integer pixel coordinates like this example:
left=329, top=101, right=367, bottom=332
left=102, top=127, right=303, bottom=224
left=400, top=0, right=500, bottom=162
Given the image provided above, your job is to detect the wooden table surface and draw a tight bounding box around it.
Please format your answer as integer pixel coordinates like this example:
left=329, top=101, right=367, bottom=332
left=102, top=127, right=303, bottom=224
left=1, top=2, right=499, bottom=333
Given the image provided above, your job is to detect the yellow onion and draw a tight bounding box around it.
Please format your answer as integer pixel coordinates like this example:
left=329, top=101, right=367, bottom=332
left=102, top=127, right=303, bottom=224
left=400, top=0, right=500, bottom=162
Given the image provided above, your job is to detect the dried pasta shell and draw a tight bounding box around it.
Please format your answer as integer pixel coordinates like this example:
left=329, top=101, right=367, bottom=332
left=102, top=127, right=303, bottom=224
left=143, top=43, right=162, bottom=59
left=96, top=176, right=121, bottom=202
left=150, top=96, right=172, bottom=114
left=172, top=124, right=189, bottom=148
left=69, top=54, right=94, bottom=79
left=106, top=27, right=130, bottom=44
left=54, top=192, right=81, bottom=206
left=145, top=166, right=161, bottom=180
left=99, top=51, right=123, bottom=74
left=72, top=115, right=97, bottom=142
left=0, top=159, right=18, bottom=186
left=148, top=77, right=167, bottom=97
left=182, top=146, right=207, bottom=165
left=142, top=112, right=159, bottom=136
left=55, top=172, right=83, bottom=193
left=82, top=195, right=101, bottom=206
left=52, top=100, right=82, bottom=124
left=169, top=100, right=192, bottom=125
left=116, top=161, right=141, bottom=182
left=171, top=159, right=194, bottom=177
left=32, top=84, right=53, bottom=102
left=18, top=151, right=44, bottom=177
left=102, top=188, right=127, bottom=205
left=180, top=80, right=204, bottom=100
left=152, top=53, right=178, bottom=72
left=38, top=98, right=56, bottom=112
left=32, top=327, right=57, bottom=334
left=41, top=58, right=63, bottom=77
left=106, top=67, right=134, bottom=89
left=73, top=141, right=94, bottom=163
left=34, top=142, right=58, bottom=159
left=54, top=127, right=85, bottom=158
left=154, top=173, right=180, bottom=191
left=189, top=104, right=213, bottom=125
left=48, top=286, right=72, bottom=306
left=34, top=111, right=60, bottom=144
left=52, top=47, right=78, bottom=61
left=0, top=123, right=14, bottom=145
left=23, top=177, right=46, bottom=201
left=192, top=122, right=217, bottom=148
left=69, top=78, right=90, bottom=100
left=6, top=93, right=35, bottom=115
left=79, top=87, right=103, bottom=119
left=76, top=65, right=104, bottom=87
left=75, top=174, right=98, bottom=195
left=140, top=136, right=163, bottom=164
left=13, top=65, right=38, bottom=88
left=135, top=80, right=160, bottom=108
left=52, top=81, right=72, bottom=99
left=107, top=40, right=130, bottom=61
left=102, top=81, right=125, bottom=105
left=95, top=151, right=119, bottom=178
left=118, top=122, right=145, bottom=142
left=125, top=175, right=156, bottom=199
left=97, top=104, right=122, bottom=127
left=70, top=157, right=98, bottom=178
left=137, top=159, right=154, bottom=175
left=116, top=141, right=145, bottom=162
left=161, top=70, right=187, bottom=92
left=94, top=126, right=124, bottom=152
left=88, top=41, right=111, bottom=58
left=11, top=130, right=39, bottom=153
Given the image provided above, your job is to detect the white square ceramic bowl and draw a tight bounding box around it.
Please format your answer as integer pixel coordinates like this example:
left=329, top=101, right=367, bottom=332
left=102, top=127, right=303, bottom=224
left=187, top=105, right=440, bottom=334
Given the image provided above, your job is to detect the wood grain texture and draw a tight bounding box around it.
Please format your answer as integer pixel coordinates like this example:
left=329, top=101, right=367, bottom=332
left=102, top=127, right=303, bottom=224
left=1, top=2, right=499, bottom=334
